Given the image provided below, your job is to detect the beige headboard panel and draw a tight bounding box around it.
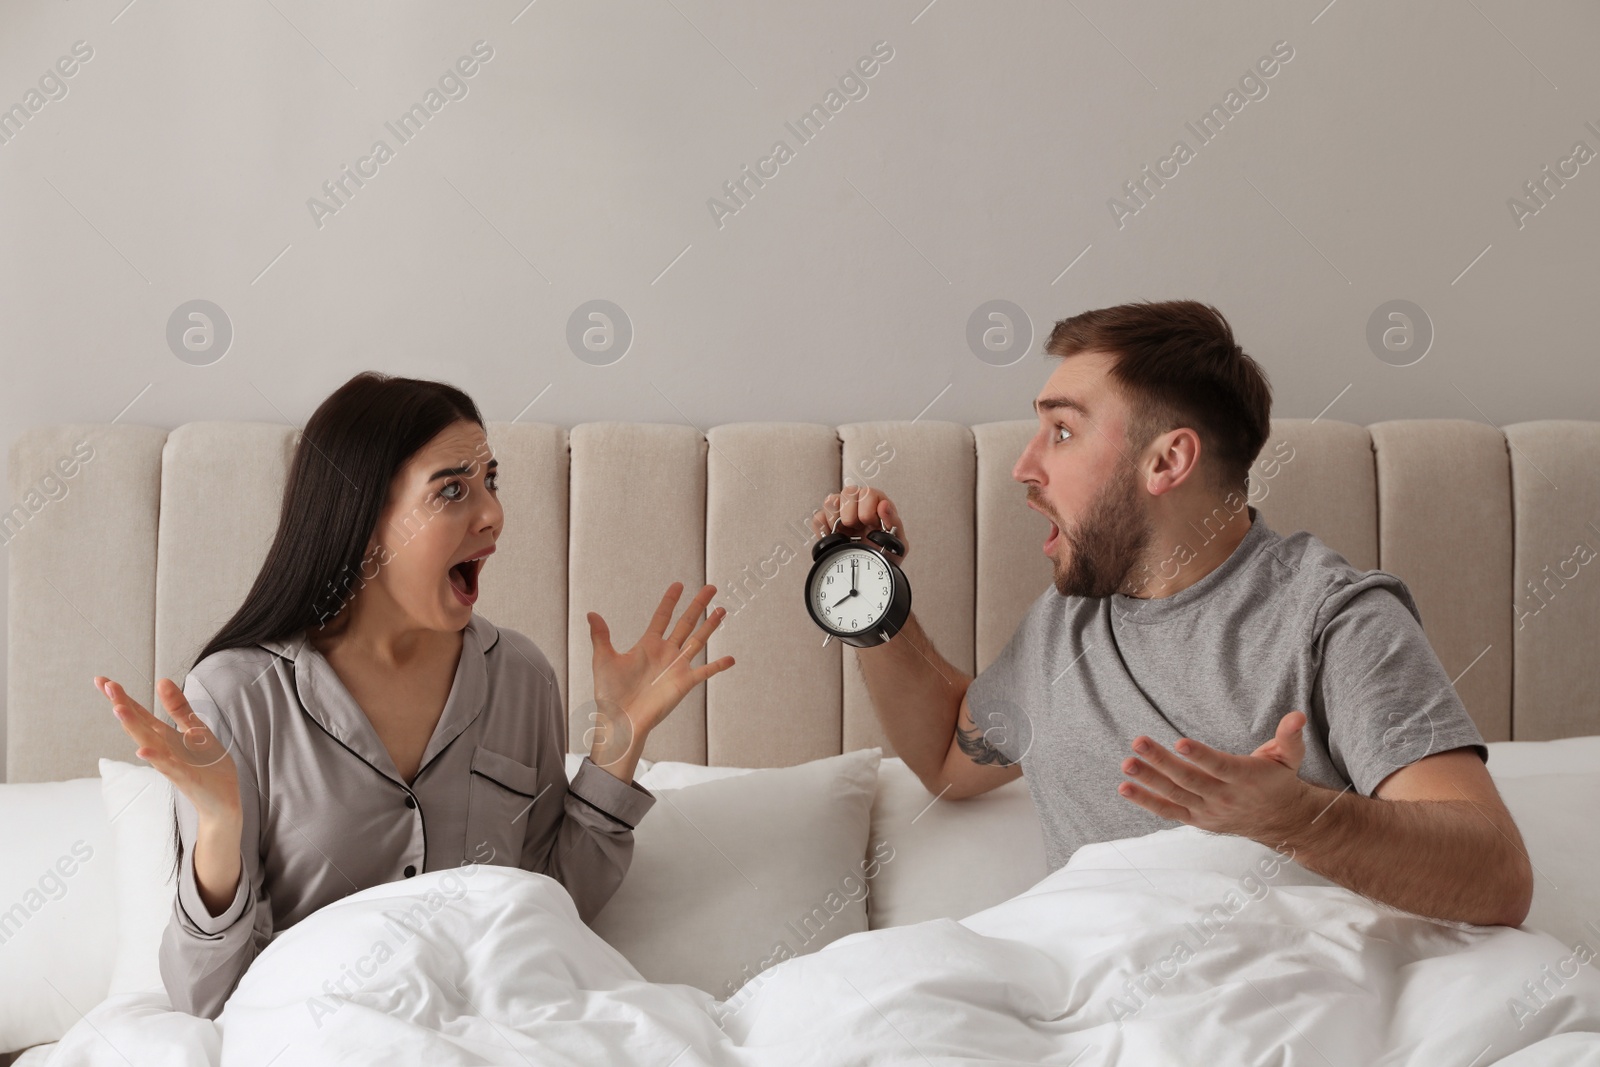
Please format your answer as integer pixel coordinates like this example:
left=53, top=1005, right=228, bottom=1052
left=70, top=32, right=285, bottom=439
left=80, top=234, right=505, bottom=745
left=1503, top=422, right=1600, bottom=741
left=9, top=417, right=1600, bottom=783
left=1369, top=421, right=1514, bottom=746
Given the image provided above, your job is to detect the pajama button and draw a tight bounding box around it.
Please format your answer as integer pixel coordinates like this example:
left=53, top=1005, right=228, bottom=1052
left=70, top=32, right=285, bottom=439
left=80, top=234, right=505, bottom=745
left=404, top=865, right=416, bottom=877
left=404, top=796, right=416, bottom=809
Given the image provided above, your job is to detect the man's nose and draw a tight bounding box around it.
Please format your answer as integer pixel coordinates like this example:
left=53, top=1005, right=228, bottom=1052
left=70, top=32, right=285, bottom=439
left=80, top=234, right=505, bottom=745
left=1013, top=438, right=1041, bottom=484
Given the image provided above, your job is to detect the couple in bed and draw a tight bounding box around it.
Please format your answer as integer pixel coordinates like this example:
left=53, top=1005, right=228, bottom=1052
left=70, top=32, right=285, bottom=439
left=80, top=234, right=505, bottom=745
left=97, top=297, right=1534, bottom=1022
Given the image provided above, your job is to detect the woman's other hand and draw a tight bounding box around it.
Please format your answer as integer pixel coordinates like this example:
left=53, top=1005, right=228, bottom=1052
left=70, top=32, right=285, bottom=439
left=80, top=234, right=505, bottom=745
left=97, top=676, right=241, bottom=819
left=585, top=582, right=735, bottom=771
left=97, top=675, right=244, bottom=915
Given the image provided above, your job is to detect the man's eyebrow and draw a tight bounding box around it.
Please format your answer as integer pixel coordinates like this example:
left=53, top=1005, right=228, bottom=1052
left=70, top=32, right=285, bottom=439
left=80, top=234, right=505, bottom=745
left=1034, top=394, right=1089, bottom=417
left=429, top=457, right=498, bottom=481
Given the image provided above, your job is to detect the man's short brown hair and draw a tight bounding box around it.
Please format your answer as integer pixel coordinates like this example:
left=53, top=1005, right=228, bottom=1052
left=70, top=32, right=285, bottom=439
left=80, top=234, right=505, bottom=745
left=1044, top=299, right=1273, bottom=494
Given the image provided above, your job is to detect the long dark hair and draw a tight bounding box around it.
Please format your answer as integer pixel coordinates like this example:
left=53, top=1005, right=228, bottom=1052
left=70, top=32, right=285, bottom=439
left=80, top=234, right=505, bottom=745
left=171, top=371, right=485, bottom=882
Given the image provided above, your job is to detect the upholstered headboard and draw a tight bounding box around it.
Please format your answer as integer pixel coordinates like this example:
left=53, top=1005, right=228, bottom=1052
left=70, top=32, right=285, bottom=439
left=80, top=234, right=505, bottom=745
left=8, top=418, right=1600, bottom=783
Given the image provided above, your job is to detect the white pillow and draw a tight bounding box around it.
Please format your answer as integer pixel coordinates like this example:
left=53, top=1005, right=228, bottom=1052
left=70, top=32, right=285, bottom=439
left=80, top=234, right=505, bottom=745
left=98, top=760, right=177, bottom=995
left=589, top=749, right=881, bottom=1000
left=866, top=756, right=1049, bottom=929
left=565, top=752, right=652, bottom=782
left=636, top=760, right=755, bottom=790
left=636, top=755, right=1051, bottom=931
left=1490, top=771, right=1600, bottom=950
left=1487, top=736, right=1600, bottom=779
left=0, top=777, right=118, bottom=1053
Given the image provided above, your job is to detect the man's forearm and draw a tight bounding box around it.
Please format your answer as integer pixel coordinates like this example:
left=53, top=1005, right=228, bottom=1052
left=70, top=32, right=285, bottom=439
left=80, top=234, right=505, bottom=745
left=855, top=611, right=969, bottom=783
left=1268, top=785, right=1533, bottom=926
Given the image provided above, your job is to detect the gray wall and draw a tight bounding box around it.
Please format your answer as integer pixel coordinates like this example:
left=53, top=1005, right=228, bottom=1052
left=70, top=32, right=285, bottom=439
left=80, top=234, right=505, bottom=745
left=3, top=0, right=1597, bottom=779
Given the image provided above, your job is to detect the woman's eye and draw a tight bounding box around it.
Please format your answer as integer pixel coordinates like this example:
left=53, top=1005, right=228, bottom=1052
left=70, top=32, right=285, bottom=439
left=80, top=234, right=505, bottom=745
left=1052, top=425, right=1072, bottom=444
left=440, top=481, right=465, bottom=501
left=486, top=471, right=498, bottom=492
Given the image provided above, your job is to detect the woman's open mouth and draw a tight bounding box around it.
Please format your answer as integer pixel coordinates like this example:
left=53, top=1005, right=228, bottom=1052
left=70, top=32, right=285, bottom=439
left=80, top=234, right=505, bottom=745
left=447, top=546, right=493, bottom=606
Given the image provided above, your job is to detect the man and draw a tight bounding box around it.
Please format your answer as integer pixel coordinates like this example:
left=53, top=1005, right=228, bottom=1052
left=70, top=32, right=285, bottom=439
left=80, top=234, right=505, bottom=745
left=813, top=298, right=1532, bottom=927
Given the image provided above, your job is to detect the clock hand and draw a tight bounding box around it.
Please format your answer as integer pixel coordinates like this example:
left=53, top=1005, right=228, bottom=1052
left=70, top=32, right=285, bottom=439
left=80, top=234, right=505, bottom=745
left=831, top=589, right=858, bottom=609
left=850, top=558, right=858, bottom=594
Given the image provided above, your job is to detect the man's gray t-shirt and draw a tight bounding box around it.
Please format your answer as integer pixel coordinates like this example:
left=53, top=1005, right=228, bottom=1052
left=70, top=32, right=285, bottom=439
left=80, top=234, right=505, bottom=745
left=964, top=504, right=1488, bottom=872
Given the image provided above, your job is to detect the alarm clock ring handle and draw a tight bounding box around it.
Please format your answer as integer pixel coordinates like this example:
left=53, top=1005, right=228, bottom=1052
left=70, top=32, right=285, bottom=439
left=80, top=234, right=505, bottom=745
left=812, top=486, right=910, bottom=565
left=866, top=528, right=906, bottom=559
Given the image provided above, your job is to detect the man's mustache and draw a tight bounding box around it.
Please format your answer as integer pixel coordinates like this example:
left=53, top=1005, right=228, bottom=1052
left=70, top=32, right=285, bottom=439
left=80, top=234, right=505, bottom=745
left=1027, top=489, right=1064, bottom=528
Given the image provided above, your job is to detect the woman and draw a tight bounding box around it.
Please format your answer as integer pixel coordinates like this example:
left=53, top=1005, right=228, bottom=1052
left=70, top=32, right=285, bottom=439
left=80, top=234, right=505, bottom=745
left=93, top=371, right=733, bottom=1020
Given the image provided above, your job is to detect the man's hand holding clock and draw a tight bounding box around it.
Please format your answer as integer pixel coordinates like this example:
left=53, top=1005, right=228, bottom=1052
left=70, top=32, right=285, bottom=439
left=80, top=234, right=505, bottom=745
left=806, top=483, right=1019, bottom=801
left=813, top=484, right=910, bottom=565
left=806, top=485, right=914, bottom=648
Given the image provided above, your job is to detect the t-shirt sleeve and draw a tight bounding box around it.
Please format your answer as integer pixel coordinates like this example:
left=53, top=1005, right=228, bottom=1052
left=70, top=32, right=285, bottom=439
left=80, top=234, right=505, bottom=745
left=1310, top=574, right=1489, bottom=797
left=962, top=590, right=1054, bottom=765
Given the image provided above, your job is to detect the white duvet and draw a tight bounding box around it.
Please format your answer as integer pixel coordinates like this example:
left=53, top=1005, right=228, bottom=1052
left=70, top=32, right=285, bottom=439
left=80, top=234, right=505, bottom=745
left=47, top=827, right=1600, bottom=1066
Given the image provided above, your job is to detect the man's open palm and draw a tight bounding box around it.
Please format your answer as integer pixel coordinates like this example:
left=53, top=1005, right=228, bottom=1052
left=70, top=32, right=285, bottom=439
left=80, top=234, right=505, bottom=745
left=1248, top=709, right=1309, bottom=771
left=1117, top=710, right=1314, bottom=843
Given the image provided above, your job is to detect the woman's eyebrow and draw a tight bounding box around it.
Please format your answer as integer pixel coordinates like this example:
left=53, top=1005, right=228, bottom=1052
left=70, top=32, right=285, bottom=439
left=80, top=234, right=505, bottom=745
left=428, top=457, right=499, bottom=481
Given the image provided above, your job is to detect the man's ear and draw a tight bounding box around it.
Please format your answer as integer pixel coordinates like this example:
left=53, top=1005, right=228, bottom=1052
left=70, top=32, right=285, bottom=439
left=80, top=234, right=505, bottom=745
left=1144, top=427, right=1203, bottom=497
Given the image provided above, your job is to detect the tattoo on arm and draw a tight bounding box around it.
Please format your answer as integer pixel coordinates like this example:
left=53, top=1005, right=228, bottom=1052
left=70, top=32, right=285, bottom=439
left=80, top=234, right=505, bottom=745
left=956, top=721, right=1017, bottom=766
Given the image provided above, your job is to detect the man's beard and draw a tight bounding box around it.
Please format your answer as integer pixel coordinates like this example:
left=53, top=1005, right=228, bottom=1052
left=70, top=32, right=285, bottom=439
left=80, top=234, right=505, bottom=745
left=1035, top=465, right=1153, bottom=599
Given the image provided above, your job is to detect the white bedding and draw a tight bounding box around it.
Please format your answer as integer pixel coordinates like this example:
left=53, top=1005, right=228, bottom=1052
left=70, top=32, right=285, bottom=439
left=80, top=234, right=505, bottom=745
left=44, top=826, right=1600, bottom=1066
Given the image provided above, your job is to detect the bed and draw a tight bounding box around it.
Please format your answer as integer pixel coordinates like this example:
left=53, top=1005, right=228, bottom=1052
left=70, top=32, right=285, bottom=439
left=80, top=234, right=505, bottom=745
left=6, top=416, right=1600, bottom=1065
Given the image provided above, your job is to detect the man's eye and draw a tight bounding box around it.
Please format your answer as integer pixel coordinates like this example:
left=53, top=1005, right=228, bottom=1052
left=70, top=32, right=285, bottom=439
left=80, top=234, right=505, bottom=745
left=1052, top=425, right=1072, bottom=444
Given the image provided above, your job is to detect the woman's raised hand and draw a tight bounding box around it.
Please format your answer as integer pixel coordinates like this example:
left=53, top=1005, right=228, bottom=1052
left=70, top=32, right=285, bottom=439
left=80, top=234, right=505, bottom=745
left=585, top=582, right=735, bottom=747
left=96, top=675, right=242, bottom=821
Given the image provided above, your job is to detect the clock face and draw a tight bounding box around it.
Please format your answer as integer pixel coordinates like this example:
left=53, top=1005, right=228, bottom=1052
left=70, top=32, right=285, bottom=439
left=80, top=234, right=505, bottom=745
left=810, top=548, right=894, bottom=635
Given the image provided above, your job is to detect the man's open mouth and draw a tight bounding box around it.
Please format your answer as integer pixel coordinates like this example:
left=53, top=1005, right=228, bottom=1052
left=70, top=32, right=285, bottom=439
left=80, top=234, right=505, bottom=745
left=1028, top=498, right=1061, bottom=554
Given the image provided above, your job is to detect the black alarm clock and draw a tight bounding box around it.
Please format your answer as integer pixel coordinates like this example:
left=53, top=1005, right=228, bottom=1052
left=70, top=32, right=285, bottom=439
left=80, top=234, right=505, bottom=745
left=804, top=525, right=912, bottom=648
